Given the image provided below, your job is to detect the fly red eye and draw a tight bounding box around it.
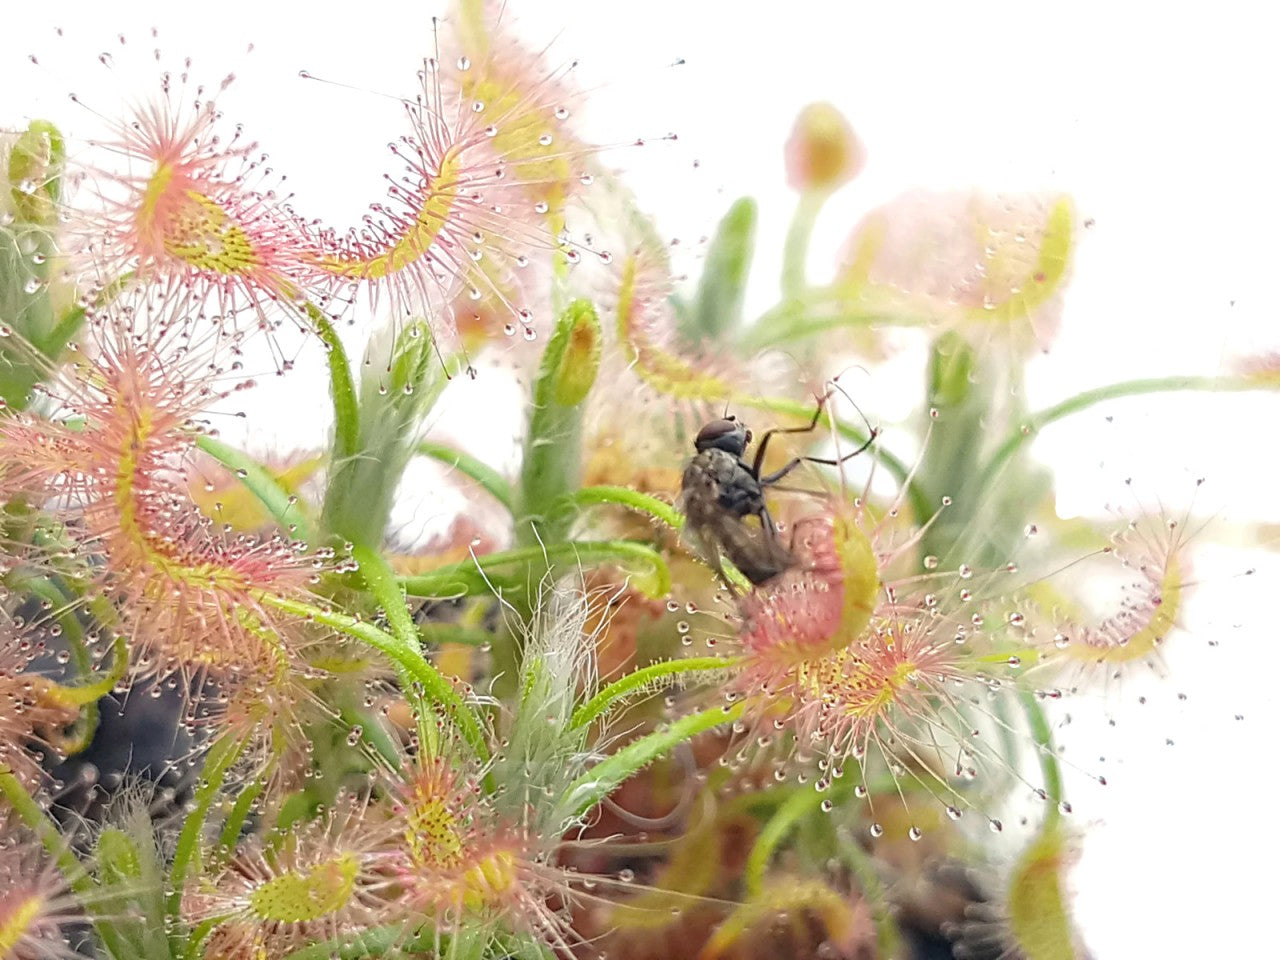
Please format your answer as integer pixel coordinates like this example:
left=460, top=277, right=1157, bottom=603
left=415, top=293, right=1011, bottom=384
left=694, top=417, right=750, bottom=455
left=696, top=419, right=738, bottom=446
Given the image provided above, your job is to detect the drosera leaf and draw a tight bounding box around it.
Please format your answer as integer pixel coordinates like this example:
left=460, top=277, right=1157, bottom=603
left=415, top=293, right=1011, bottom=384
left=616, top=248, right=734, bottom=403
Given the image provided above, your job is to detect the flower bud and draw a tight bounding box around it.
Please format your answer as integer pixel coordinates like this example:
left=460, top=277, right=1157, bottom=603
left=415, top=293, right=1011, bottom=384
left=784, top=102, right=865, bottom=192
left=6, top=120, right=64, bottom=225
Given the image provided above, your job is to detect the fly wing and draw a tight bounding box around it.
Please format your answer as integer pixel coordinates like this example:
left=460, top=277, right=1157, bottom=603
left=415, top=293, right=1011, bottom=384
left=680, top=453, right=795, bottom=589
left=679, top=453, right=734, bottom=587
left=709, top=517, right=796, bottom=586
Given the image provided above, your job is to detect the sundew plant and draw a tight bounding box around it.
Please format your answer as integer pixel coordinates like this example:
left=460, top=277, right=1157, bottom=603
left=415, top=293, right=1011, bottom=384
left=1, top=2, right=1274, bottom=959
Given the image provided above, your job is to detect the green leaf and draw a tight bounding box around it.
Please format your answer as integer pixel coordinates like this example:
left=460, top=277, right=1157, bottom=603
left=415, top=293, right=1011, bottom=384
left=686, top=196, right=757, bottom=342
left=1007, top=822, right=1080, bottom=960
left=320, top=316, right=459, bottom=547
left=416, top=440, right=514, bottom=513
left=916, top=332, right=1002, bottom=565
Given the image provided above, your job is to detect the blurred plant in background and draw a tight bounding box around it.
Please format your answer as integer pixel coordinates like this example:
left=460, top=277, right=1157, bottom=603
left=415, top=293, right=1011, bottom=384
left=0, top=2, right=1269, bottom=958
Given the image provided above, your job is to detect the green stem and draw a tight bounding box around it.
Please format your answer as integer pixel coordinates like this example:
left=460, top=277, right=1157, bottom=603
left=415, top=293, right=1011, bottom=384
left=167, top=731, right=250, bottom=929
left=45, top=634, right=129, bottom=708
left=1020, top=690, right=1064, bottom=828
left=305, top=302, right=360, bottom=463
left=13, top=575, right=88, bottom=672
left=35, top=303, right=86, bottom=363
left=8, top=575, right=102, bottom=754
left=571, top=656, right=744, bottom=730
left=194, top=435, right=316, bottom=543
left=417, top=440, right=514, bottom=513
left=835, top=826, right=903, bottom=960
left=354, top=544, right=421, bottom=657
left=40, top=270, right=134, bottom=359
left=399, top=539, right=670, bottom=600
left=339, top=706, right=404, bottom=769
left=977, top=375, right=1260, bottom=495
left=353, top=543, right=438, bottom=751
left=557, top=485, right=684, bottom=531
left=0, top=767, right=89, bottom=889
left=254, top=591, right=489, bottom=764
left=745, top=786, right=819, bottom=896
left=214, top=775, right=267, bottom=856
left=741, top=289, right=929, bottom=353
left=213, top=751, right=281, bottom=861
left=780, top=191, right=826, bottom=298
left=416, top=621, right=499, bottom=647
left=0, top=768, right=135, bottom=960
left=564, top=702, right=745, bottom=819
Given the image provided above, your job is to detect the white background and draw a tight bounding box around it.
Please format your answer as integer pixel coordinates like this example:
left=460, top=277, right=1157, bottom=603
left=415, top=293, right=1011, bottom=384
left=4, top=2, right=1279, bottom=955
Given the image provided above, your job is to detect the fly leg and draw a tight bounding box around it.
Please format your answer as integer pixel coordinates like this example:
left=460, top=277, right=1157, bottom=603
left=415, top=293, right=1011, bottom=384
left=750, top=395, right=829, bottom=478
left=759, top=431, right=877, bottom=485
